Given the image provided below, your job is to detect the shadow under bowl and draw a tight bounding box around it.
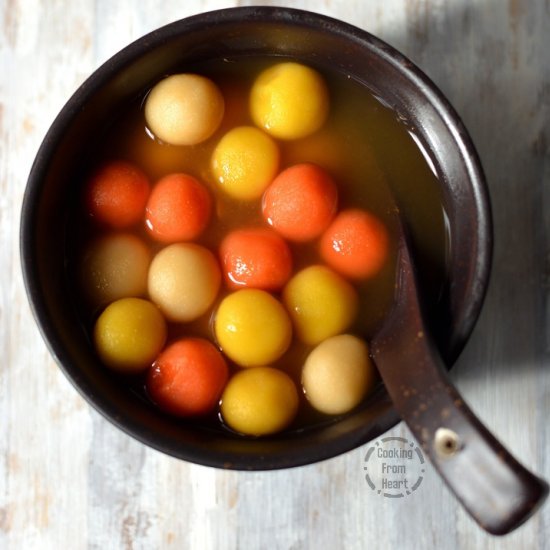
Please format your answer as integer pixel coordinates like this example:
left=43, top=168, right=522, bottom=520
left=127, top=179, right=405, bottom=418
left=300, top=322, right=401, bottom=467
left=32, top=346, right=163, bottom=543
left=20, top=7, right=492, bottom=470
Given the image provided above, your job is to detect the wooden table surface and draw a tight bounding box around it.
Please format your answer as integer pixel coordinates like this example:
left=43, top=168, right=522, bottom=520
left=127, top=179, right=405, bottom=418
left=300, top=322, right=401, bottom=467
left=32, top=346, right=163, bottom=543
left=2, top=1, right=549, bottom=548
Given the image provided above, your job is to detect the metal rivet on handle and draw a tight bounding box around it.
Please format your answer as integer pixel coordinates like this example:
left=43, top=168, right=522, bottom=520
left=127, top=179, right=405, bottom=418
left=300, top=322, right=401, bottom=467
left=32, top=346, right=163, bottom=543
left=434, top=427, right=461, bottom=458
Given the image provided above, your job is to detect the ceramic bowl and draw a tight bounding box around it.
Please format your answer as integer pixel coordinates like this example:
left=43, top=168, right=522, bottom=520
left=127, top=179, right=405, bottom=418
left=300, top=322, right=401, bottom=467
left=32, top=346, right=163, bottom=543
left=20, top=7, right=491, bottom=469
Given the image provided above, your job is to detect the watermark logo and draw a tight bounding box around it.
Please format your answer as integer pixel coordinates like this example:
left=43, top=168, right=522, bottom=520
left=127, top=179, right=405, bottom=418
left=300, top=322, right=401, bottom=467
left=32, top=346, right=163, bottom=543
left=363, top=436, right=425, bottom=498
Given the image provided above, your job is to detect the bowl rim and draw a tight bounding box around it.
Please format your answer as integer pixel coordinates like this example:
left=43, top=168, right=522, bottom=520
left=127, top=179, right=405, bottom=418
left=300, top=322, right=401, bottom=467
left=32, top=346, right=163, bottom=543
left=20, top=6, right=492, bottom=469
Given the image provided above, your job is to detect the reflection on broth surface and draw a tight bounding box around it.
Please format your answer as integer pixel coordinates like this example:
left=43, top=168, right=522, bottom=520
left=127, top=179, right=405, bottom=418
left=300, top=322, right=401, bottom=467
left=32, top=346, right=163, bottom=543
left=67, top=56, right=447, bottom=434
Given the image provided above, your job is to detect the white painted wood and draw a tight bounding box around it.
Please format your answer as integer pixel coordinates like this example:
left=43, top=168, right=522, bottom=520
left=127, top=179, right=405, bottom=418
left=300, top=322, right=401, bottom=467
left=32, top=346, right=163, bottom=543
left=1, top=1, right=548, bottom=548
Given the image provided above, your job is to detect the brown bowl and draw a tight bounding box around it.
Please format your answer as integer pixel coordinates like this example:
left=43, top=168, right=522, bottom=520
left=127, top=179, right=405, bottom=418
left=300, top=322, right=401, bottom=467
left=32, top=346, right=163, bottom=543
left=20, top=7, right=491, bottom=469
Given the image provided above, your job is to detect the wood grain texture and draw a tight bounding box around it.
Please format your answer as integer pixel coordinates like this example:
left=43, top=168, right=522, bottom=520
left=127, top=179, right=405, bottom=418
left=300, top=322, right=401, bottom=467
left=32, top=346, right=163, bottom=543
left=1, top=0, right=548, bottom=548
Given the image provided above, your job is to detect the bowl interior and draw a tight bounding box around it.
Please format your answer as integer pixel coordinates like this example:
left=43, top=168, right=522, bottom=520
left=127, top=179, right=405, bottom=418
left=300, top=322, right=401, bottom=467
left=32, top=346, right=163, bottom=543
left=21, top=7, right=491, bottom=469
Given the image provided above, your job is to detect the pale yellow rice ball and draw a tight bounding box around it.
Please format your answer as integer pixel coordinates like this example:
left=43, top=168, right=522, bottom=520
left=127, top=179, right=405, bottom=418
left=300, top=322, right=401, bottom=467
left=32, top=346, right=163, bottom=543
left=148, top=243, right=221, bottom=322
left=80, top=233, right=150, bottom=307
left=145, top=74, right=224, bottom=146
left=302, top=334, right=377, bottom=415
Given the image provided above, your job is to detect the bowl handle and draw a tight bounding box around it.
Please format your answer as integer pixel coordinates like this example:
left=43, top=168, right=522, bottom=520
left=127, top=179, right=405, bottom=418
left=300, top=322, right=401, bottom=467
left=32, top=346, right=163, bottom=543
left=371, top=239, right=548, bottom=535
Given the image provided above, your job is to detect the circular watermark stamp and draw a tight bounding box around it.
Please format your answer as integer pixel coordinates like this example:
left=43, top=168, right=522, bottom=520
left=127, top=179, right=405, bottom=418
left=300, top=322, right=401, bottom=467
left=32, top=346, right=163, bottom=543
left=363, top=436, right=425, bottom=498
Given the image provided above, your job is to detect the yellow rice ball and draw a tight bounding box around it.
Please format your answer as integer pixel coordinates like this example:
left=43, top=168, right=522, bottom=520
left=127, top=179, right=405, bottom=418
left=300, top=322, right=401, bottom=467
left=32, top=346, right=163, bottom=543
left=220, top=367, right=299, bottom=436
left=214, top=289, right=292, bottom=367
left=211, top=126, right=280, bottom=200
left=93, top=297, right=166, bottom=373
left=145, top=74, right=224, bottom=146
left=250, top=62, right=329, bottom=140
left=282, top=265, right=358, bottom=345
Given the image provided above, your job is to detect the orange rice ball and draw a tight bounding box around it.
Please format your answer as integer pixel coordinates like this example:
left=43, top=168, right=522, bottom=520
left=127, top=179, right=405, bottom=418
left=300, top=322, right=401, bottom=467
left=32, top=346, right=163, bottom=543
left=262, top=163, right=337, bottom=242
left=85, top=160, right=150, bottom=229
left=145, top=173, right=212, bottom=243
left=219, top=227, right=293, bottom=291
left=147, top=338, right=229, bottom=417
left=320, top=208, right=389, bottom=279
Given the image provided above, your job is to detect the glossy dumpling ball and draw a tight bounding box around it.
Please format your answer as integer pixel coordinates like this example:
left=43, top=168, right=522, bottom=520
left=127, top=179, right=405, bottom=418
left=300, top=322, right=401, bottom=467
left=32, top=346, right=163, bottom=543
left=145, top=74, right=225, bottom=146
left=147, top=338, right=229, bottom=417
left=282, top=265, right=358, bottom=345
left=320, top=208, right=389, bottom=280
left=79, top=233, right=150, bottom=308
left=250, top=62, right=329, bottom=140
left=84, top=160, right=150, bottom=229
left=219, top=227, right=293, bottom=291
left=262, top=163, right=338, bottom=242
left=214, top=289, right=292, bottom=367
left=220, top=367, right=299, bottom=436
left=145, top=173, right=212, bottom=243
left=211, top=126, right=280, bottom=200
left=93, top=297, right=166, bottom=374
left=302, top=334, right=377, bottom=415
left=148, top=243, right=221, bottom=322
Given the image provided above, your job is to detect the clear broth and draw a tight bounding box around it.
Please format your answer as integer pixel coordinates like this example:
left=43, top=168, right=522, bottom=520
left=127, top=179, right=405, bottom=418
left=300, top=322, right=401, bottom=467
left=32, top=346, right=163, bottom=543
left=67, top=56, right=447, bottom=432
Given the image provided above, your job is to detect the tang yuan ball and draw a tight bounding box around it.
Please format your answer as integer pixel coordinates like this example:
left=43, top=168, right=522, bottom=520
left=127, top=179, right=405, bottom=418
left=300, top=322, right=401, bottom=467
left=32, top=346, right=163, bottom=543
left=145, top=173, right=212, bottom=243
left=148, top=243, right=221, bottom=322
left=211, top=126, right=280, bottom=200
left=220, top=367, right=299, bottom=436
left=302, top=334, right=377, bottom=415
left=320, top=208, right=390, bottom=280
left=80, top=233, right=150, bottom=307
left=214, top=289, right=292, bottom=367
left=282, top=265, right=358, bottom=345
left=262, top=163, right=338, bottom=242
left=250, top=62, right=329, bottom=140
left=93, top=298, right=166, bottom=373
left=144, top=74, right=225, bottom=146
left=147, top=338, right=228, bottom=417
left=219, top=228, right=292, bottom=291
left=85, top=160, right=150, bottom=228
